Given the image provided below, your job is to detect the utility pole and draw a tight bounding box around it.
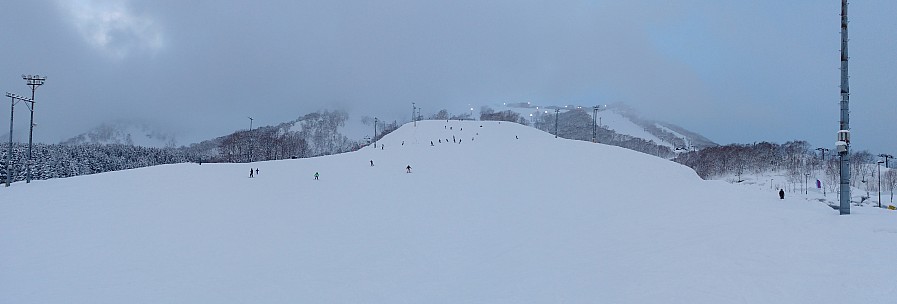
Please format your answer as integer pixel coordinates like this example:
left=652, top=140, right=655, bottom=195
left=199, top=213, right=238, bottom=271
left=374, top=117, right=378, bottom=148
left=6, top=93, right=16, bottom=187
left=5, top=93, right=33, bottom=187
left=22, top=75, right=45, bottom=183
left=247, top=117, right=253, bottom=162
left=412, top=103, right=416, bottom=127
left=837, top=0, right=851, bottom=215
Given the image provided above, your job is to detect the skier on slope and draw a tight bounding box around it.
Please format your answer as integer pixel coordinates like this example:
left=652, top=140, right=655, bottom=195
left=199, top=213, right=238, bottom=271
left=779, top=189, right=785, bottom=199
left=315, top=172, right=319, bottom=180
left=406, top=165, right=412, bottom=173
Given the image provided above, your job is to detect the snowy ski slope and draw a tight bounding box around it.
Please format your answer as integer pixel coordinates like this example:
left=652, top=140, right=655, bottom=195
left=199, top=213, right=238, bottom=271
left=2, top=120, right=895, bottom=303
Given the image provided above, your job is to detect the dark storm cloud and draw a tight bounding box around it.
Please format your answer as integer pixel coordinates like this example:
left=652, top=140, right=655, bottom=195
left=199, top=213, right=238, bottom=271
left=1, top=0, right=895, bottom=153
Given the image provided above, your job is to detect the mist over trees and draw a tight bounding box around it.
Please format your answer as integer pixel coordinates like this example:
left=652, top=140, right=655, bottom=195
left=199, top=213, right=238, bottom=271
left=187, top=110, right=398, bottom=163
left=522, top=107, right=676, bottom=158
left=1, top=110, right=393, bottom=184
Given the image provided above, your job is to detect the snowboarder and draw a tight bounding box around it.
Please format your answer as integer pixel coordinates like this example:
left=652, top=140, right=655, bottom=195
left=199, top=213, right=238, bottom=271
left=315, top=172, right=319, bottom=180
left=370, top=160, right=374, bottom=166
left=516, top=135, right=519, bottom=139
left=430, top=141, right=434, bottom=146
left=249, top=168, right=254, bottom=178
left=779, top=189, right=785, bottom=199
left=406, top=165, right=412, bottom=173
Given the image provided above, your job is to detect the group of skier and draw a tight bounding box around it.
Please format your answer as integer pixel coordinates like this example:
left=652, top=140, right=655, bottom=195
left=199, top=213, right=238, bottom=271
left=249, top=163, right=410, bottom=180
left=247, top=122, right=494, bottom=180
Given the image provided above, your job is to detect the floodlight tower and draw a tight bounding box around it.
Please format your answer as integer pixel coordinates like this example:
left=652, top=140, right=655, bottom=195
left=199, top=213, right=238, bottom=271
left=22, top=75, right=45, bottom=183
left=836, top=0, right=851, bottom=215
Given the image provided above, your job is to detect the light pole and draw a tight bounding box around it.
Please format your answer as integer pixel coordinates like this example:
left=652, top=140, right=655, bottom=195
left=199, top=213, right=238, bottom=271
left=816, top=147, right=829, bottom=161
left=22, top=75, right=44, bottom=183
left=816, top=147, right=829, bottom=175
left=412, top=103, right=416, bottom=127
left=879, top=154, right=893, bottom=168
left=247, top=117, right=253, bottom=162
left=805, top=173, right=810, bottom=195
left=5, top=93, right=33, bottom=187
left=554, top=108, right=559, bottom=138
left=878, top=161, right=885, bottom=208
left=374, top=117, right=378, bottom=148
left=592, top=106, right=598, bottom=143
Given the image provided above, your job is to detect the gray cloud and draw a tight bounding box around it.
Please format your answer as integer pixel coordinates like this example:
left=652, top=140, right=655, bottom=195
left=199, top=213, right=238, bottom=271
left=1, top=0, right=894, bottom=153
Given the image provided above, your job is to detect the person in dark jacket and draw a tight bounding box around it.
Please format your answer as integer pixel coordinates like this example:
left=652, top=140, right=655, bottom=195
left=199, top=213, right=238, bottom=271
left=779, top=189, right=785, bottom=199
left=406, top=165, right=412, bottom=173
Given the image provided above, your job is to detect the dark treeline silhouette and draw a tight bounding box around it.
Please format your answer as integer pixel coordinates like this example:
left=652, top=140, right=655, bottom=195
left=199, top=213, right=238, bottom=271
left=1, top=143, right=194, bottom=183
left=479, top=107, right=529, bottom=125
left=673, top=141, right=815, bottom=180
left=672, top=141, right=895, bottom=199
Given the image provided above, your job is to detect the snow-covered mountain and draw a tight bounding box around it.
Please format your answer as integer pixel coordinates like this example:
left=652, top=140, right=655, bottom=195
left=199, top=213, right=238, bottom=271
left=495, top=102, right=716, bottom=151
left=60, top=121, right=179, bottom=148
left=2, top=120, right=894, bottom=303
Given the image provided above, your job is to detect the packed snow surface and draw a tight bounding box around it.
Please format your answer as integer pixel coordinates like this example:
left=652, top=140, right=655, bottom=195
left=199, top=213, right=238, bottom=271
left=2, top=120, right=895, bottom=303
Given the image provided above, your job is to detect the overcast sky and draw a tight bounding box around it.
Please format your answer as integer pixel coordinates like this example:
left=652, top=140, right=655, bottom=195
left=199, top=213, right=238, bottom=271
left=1, top=0, right=895, bottom=153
